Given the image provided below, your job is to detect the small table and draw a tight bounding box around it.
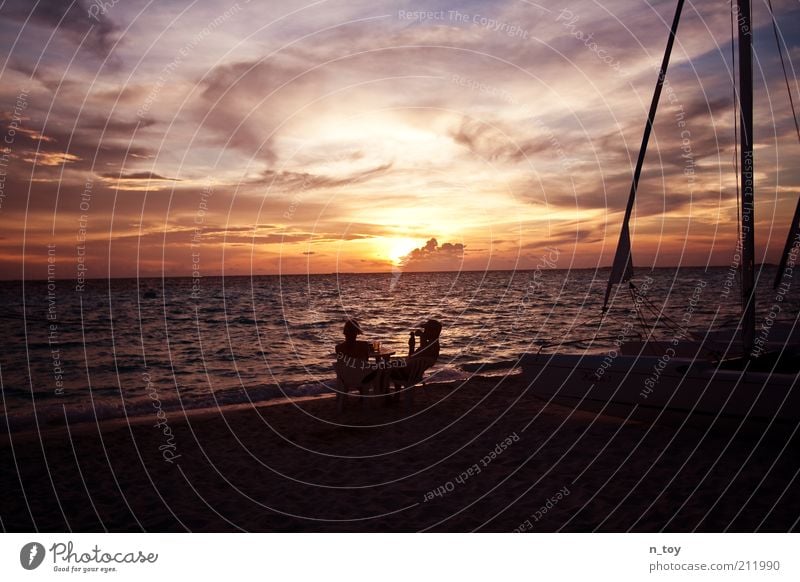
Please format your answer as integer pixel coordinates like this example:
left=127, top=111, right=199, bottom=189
left=369, top=347, right=396, bottom=363
left=332, top=347, right=398, bottom=400
left=367, top=348, right=396, bottom=396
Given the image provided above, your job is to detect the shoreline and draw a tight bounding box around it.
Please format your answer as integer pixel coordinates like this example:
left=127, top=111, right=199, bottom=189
left=1, top=363, right=516, bottom=441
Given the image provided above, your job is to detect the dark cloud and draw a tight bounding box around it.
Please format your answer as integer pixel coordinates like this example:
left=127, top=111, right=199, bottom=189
left=680, top=96, right=731, bottom=123
left=100, top=171, right=180, bottom=181
left=82, top=117, right=158, bottom=132
left=450, top=117, right=551, bottom=163
left=313, top=233, right=374, bottom=242
left=1, top=0, right=121, bottom=58
left=530, top=169, right=697, bottom=218
left=521, top=225, right=603, bottom=248
left=194, top=58, right=326, bottom=160
left=253, top=163, right=393, bottom=191
left=0, top=121, right=154, bottom=181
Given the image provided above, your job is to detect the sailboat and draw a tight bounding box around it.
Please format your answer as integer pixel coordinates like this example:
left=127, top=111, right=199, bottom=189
left=521, top=0, right=800, bottom=423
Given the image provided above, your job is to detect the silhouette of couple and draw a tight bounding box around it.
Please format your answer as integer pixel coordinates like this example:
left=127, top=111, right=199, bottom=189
left=334, top=318, right=441, bottom=398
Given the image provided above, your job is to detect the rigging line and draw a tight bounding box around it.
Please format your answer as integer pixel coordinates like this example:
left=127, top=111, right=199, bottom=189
left=629, top=284, right=661, bottom=355
left=637, top=291, right=684, bottom=335
left=630, top=280, right=714, bottom=352
left=629, top=283, right=649, bottom=330
left=629, top=283, right=650, bottom=333
left=646, top=303, right=688, bottom=338
left=627, top=279, right=690, bottom=338
left=767, top=0, right=800, bottom=146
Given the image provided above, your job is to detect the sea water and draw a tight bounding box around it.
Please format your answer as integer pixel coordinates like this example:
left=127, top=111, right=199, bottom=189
left=1, top=267, right=796, bottom=431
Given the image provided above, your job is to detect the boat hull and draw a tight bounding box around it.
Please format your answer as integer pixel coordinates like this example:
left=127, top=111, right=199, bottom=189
left=520, top=352, right=800, bottom=423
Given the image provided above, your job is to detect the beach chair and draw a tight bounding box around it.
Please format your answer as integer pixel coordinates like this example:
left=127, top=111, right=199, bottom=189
left=388, top=319, right=442, bottom=407
left=333, top=360, right=376, bottom=412
left=388, top=356, right=437, bottom=408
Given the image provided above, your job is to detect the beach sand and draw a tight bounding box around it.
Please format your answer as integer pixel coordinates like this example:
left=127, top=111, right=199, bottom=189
left=1, top=371, right=798, bottom=532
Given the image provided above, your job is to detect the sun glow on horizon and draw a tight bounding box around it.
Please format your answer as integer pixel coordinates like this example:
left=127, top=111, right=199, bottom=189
left=382, top=236, right=421, bottom=265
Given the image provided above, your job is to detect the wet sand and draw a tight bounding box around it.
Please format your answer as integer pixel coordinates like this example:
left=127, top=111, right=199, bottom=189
left=1, top=372, right=798, bottom=531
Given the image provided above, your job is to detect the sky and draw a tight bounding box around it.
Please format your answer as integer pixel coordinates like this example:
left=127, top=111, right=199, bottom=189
left=0, top=0, right=799, bottom=279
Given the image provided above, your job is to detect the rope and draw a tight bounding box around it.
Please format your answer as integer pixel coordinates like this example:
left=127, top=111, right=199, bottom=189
left=629, top=283, right=653, bottom=337
left=629, top=281, right=695, bottom=339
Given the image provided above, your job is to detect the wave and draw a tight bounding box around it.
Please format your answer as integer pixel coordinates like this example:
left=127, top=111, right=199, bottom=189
left=458, top=360, right=520, bottom=373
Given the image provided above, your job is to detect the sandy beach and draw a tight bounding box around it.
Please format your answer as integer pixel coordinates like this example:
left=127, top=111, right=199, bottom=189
left=1, top=371, right=798, bottom=532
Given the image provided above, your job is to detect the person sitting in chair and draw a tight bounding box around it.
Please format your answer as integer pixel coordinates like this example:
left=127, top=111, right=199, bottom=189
left=335, top=319, right=370, bottom=362
left=408, top=319, right=442, bottom=361
left=333, top=319, right=373, bottom=411
left=388, top=319, right=442, bottom=401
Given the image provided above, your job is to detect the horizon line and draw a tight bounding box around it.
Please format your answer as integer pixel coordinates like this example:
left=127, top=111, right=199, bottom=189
left=2, top=263, right=780, bottom=284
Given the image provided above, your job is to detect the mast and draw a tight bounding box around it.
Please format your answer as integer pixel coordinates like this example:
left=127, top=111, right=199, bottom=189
left=602, top=0, right=685, bottom=312
left=737, top=0, right=756, bottom=356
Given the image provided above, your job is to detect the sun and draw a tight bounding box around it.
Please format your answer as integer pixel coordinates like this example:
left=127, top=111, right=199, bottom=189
left=384, top=237, right=420, bottom=266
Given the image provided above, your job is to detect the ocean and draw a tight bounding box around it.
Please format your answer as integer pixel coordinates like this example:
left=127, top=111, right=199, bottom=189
left=1, top=266, right=797, bottom=432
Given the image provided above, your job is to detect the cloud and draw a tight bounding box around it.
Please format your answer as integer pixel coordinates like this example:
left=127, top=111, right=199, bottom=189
left=193, top=57, right=330, bottom=161
left=0, top=110, right=155, bottom=182
left=2, top=0, right=121, bottom=58
left=449, top=117, right=551, bottom=163
left=22, top=151, right=81, bottom=167
left=101, top=171, right=180, bottom=181
left=252, top=162, right=393, bottom=191
left=82, top=117, right=158, bottom=132
left=97, top=171, right=182, bottom=191
left=401, top=238, right=465, bottom=271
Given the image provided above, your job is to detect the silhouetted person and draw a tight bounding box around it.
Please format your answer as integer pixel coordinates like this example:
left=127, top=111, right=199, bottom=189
left=408, top=319, right=442, bottom=361
left=388, top=319, right=442, bottom=399
left=334, top=319, right=375, bottom=410
left=335, top=319, right=370, bottom=361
